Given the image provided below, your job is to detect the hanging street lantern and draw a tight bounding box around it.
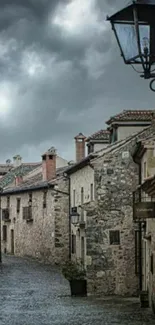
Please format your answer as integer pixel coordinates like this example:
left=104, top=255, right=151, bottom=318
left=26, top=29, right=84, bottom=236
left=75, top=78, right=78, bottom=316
left=107, top=1, right=155, bottom=91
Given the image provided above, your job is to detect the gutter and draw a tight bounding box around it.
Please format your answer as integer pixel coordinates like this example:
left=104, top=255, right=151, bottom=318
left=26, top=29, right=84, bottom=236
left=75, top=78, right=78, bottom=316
left=1, top=183, right=54, bottom=196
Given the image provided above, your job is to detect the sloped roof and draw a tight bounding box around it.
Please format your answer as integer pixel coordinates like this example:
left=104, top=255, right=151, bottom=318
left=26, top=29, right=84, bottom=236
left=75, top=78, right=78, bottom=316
left=106, top=110, right=154, bottom=125
left=66, top=124, right=154, bottom=175
left=86, top=130, right=110, bottom=142
left=1, top=166, right=68, bottom=195
left=0, top=163, right=41, bottom=188
left=0, top=164, right=13, bottom=175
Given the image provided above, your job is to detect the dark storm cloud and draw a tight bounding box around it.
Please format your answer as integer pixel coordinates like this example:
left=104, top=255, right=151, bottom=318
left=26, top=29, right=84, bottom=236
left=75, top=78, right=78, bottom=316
left=0, top=0, right=154, bottom=163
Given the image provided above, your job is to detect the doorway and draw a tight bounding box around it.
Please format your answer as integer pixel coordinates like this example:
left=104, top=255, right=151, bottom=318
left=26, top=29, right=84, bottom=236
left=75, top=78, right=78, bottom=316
left=11, top=229, right=14, bottom=255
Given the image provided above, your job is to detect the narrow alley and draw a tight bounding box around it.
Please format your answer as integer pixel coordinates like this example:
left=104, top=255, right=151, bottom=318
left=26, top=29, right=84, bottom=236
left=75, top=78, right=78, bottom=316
left=0, top=255, right=154, bottom=325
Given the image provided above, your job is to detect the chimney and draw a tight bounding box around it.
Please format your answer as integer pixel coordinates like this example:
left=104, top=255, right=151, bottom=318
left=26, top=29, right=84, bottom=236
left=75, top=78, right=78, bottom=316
left=42, top=146, right=57, bottom=181
left=74, top=133, right=86, bottom=163
left=15, top=175, right=23, bottom=186
left=13, top=155, right=22, bottom=167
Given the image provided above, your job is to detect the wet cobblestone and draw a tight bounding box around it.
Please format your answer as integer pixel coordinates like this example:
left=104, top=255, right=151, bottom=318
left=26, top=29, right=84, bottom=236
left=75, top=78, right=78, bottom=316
left=0, top=255, right=154, bottom=325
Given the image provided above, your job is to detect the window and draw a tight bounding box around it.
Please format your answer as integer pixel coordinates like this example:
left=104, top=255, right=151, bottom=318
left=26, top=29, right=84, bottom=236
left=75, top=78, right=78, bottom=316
left=43, top=191, right=47, bottom=209
left=16, top=198, right=21, bottom=213
left=3, top=225, right=7, bottom=241
left=109, top=230, right=120, bottom=245
left=28, top=193, right=32, bottom=206
left=73, top=189, right=76, bottom=207
left=88, top=143, right=94, bottom=154
left=81, top=187, right=84, bottom=204
left=150, top=253, right=154, bottom=274
left=90, top=183, right=94, bottom=201
left=144, top=162, right=147, bottom=179
left=7, top=196, right=10, bottom=208
left=135, top=230, right=140, bottom=275
left=71, top=234, right=76, bottom=254
left=23, top=207, right=32, bottom=220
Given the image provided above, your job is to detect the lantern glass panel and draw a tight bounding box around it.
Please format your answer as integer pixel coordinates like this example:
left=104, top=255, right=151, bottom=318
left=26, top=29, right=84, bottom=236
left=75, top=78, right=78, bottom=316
left=114, top=22, right=150, bottom=62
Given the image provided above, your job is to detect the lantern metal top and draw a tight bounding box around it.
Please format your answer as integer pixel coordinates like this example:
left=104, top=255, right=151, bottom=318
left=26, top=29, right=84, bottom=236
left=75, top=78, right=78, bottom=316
left=107, top=0, right=155, bottom=91
left=107, top=1, right=155, bottom=24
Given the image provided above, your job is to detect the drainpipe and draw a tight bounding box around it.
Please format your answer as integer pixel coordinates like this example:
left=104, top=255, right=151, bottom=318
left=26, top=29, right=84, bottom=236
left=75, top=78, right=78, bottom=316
left=138, top=162, right=142, bottom=292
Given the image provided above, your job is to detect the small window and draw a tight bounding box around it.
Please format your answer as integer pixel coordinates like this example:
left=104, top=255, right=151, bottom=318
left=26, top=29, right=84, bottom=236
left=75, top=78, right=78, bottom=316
left=71, top=234, right=76, bottom=254
left=109, top=230, right=120, bottom=245
left=16, top=198, right=21, bottom=213
left=43, top=191, right=47, bottom=209
left=29, top=193, right=32, bottom=206
left=90, top=183, right=94, bottom=201
left=23, top=207, right=32, bottom=220
left=7, top=196, right=10, bottom=208
left=73, top=189, right=76, bottom=207
left=144, top=162, right=147, bottom=179
left=150, top=253, right=154, bottom=274
left=3, top=225, right=7, bottom=241
left=81, top=187, right=84, bottom=204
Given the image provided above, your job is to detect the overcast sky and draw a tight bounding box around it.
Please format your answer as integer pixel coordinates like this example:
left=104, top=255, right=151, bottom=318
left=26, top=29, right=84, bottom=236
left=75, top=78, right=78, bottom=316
left=0, top=0, right=155, bottom=163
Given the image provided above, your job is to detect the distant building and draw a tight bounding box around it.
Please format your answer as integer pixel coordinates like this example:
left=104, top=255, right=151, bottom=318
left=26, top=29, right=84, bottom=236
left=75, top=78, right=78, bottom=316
left=86, top=130, right=110, bottom=154
left=1, top=148, right=69, bottom=265
left=106, top=110, right=153, bottom=143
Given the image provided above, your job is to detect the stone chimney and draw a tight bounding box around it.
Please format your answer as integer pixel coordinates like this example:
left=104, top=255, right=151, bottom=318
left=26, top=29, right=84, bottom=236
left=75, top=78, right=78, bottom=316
left=42, top=146, right=57, bottom=181
left=13, top=155, right=22, bottom=167
left=15, top=175, right=23, bottom=186
left=74, top=133, right=86, bottom=163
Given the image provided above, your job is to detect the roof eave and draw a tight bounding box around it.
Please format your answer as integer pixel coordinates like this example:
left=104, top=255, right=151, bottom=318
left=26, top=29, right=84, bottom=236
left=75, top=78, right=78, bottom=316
left=1, top=183, right=54, bottom=196
left=65, top=154, right=96, bottom=175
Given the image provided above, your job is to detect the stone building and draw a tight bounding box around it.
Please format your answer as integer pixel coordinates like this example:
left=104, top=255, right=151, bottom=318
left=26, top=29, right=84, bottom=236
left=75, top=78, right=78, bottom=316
left=86, top=130, right=110, bottom=154
left=106, top=110, right=153, bottom=143
left=66, top=121, right=155, bottom=297
left=132, top=126, right=155, bottom=311
left=1, top=148, right=69, bottom=265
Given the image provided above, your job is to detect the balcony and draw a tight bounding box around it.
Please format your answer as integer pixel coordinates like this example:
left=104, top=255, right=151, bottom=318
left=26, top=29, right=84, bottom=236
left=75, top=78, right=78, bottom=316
left=133, top=188, right=155, bottom=222
left=2, top=208, right=11, bottom=222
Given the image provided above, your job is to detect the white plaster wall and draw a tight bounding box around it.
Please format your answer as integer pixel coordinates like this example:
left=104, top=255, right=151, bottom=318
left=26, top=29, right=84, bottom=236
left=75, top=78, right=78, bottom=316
left=117, top=126, right=148, bottom=141
left=94, top=143, right=108, bottom=153
left=56, top=156, right=68, bottom=168
left=70, top=165, right=95, bottom=207
left=70, top=165, right=94, bottom=265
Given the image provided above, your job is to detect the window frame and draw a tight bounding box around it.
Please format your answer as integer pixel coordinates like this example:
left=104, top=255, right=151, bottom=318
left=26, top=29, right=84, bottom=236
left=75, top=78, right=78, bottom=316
left=73, top=189, right=76, bottom=207
left=16, top=198, right=21, bottom=213
left=90, top=183, right=94, bottom=201
left=71, top=234, right=76, bottom=254
left=2, top=225, right=7, bottom=241
left=43, top=191, right=47, bottom=209
left=109, top=230, right=120, bottom=245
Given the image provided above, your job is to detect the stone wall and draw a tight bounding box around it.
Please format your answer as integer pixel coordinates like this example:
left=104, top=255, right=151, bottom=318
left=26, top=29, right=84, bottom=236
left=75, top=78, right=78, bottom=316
left=85, top=139, right=139, bottom=296
left=1, top=177, right=69, bottom=265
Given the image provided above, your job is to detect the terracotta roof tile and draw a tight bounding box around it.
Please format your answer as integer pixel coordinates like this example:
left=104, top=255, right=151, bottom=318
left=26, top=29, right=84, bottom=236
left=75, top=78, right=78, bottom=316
left=2, top=165, right=69, bottom=194
left=0, top=163, right=41, bottom=188
left=86, top=130, right=110, bottom=142
left=106, top=110, right=154, bottom=125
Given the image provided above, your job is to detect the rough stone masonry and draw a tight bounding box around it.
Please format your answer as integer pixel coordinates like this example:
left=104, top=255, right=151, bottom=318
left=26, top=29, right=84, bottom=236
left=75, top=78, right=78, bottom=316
left=85, top=137, right=140, bottom=296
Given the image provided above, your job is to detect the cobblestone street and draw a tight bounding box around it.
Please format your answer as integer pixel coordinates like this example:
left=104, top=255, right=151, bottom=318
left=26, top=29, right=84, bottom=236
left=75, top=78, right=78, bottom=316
left=0, top=255, right=154, bottom=325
